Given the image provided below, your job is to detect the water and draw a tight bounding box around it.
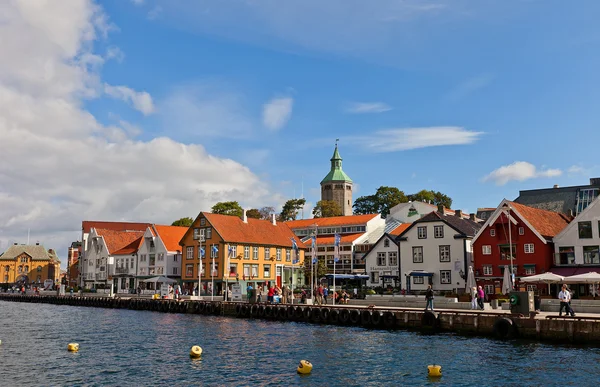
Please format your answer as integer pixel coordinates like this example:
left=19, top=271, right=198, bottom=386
left=0, top=301, right=599, bottom=386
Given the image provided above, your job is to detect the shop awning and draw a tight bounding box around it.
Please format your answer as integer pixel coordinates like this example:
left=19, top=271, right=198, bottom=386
left=325, top=274, right=369, bottom=280
left=408, top=271, right=433, bottom=277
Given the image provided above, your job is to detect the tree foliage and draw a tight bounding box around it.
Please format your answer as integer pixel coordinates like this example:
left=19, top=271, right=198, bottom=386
left=246, top=209, right=262, bottom=219
left=211, top=201, right=244, bottom=217
left=171, top=217, right=193, bottom=227
left=278, top=198, right=306, bottom=221
left=303, top=255, right=329, bottom=282
left=407, top=190, right=453, bottom=208
left=259, top=206, right=276, bottom=220
left=312, top=200, right=342, bottom=218
left=353, top=186, right=407, bottom=218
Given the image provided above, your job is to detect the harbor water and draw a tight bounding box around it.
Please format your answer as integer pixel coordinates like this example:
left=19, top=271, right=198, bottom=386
left=1, top=301, right=599, bottom=386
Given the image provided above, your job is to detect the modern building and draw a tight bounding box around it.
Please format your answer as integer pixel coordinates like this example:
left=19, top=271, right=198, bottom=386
left=514, top=177, right=600, bottom=216
left=397, top=207, right=481, bottom=293
left=472, top=200, right=572, bottom=297
left=320, top=144, right=353, bottom=216
left=0, top=243, right=61, bottom=286
left=179, top=211, right=307, bottom=296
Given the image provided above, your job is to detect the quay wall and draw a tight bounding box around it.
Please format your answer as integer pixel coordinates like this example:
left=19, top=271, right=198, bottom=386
left=1, top=294, right=600, bottom=345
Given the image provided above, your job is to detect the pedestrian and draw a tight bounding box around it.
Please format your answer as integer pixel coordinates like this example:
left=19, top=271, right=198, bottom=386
left=425, top=285, right=434, bottom=311
left=70, top=286, right=74, bottom=297
left=257, top=285, right=263, bottom=303
left=267, top=286, right=275, bottom=304
left=477, top=286, right=485, bottom=310
left=470, top=286, right=478, bottom=310
left=558, top=284, right=575, bottom=317
left=323, top=287, right=329, bottom=305
left=247, top=283, right=253, bottom=302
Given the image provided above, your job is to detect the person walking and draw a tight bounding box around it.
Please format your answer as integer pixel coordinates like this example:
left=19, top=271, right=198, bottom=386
left=477, top=286, right=485, bottom=310
left=323, top=287, right=329, bottom=305
left=471, top=286, right=478, bottom=310
left=558, top=284, right=575, bottom=317
left=425, top=285, right=434, bottom=311
left=247, top=283, right=253, bottom=302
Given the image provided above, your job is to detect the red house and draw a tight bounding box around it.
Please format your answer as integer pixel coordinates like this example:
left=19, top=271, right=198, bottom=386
left=472, top=199, right=572, bottom=296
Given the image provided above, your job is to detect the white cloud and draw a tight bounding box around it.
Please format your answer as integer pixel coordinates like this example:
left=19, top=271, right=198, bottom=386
left=353, top=126, right=483, bottom=152
left=483, top=161, right=562, bottom=186
left=104, top=83, right=155, bottom=115
left=106, top=46, right=125, bottom=62
left=0, top=0, right=281, bottom=264
left=262, top=97, right=293, bottom=131
left=345, top=102, right=392, bottom=114
left=446, top=73, right=495, bottom=101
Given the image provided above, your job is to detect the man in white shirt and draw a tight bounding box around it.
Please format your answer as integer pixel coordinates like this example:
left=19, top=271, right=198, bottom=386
left=558, top=284, right=575, bottom=317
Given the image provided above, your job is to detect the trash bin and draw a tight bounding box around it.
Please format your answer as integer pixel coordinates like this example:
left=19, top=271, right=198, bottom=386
left=248, top=289, right=257, bottom=304
left=534, top=295, right=541, bottom=311
left=491, top=299, right=498, bottom=309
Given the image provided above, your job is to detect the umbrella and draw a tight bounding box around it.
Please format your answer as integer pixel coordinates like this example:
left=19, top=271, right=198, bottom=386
left=562, top=272, right=600, bottom=284
left=501, top=267, right=512, bottom=295
left=466, top=266, right=476, bottom=290
left=520, top=272, right=564, bottom=294
left=142, top=276, right=177, bottom=284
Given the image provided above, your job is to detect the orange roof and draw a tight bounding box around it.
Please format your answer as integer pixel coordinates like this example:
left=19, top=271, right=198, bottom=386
left=203, top=213, right=307, bottom=248
left=153, top=225, right=188, bottom=252
left=389, top=223, right=411, bottom=236
left=285, top=214, right=379, bottom=229
left=508, top=201, right=572, bottom=238
left=94, top=228, right=144, bottom=255
left=314, top=233, right=364, bottom=245
left=83, top=221, right=151, bottom=234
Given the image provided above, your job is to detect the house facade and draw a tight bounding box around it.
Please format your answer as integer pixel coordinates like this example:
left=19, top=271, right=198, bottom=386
left=472, top=200, right=572, bottom=296
left=179, top=211, right=307, bottom=296
left=515, top=177, right=600, bottom=216
left=388, top=201, right=475, bottom=223
left=0, top=243, right=61, bottom=286
left=397, top=207, right=481, bottom=293
left=362, top=233, right=401, bottom=288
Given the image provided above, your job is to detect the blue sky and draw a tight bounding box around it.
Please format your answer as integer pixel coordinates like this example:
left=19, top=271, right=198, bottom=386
left=1, top=0, right=600, bottom=259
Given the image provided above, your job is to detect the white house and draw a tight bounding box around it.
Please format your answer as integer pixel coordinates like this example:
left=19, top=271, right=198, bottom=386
left=388, top=201, right=475, bottom=224
left=553, top=195, right=600, bottom=268
left=397, top=206, right=481, bottom=293
left=362, top=232, right=405, bottom=288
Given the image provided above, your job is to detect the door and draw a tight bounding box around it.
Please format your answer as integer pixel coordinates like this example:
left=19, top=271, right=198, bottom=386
left=276, top=265, right=282, bottom=288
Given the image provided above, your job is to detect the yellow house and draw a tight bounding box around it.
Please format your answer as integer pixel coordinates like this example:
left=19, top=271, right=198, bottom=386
left=179, top=211, right=307, bottom=295
left=0, top=243, right=61, bottom=285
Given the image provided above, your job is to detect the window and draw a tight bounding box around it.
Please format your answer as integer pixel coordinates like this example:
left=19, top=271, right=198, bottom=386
left=229, top=245, right=237, bottom=259
left=500, top=245, right=516, bottom=260
left=583, top=246, right=600, bottom=264
left=434, top=226, right=444, bottom=238
left=174, top=254, right=178, bottom=262
left=417, top=226, right=427, bottom=239
left=265, top=247, right=271, bottom=261
left=577, top=188, right=599, bottom=214
left=186, top=264, right=193, bottom=277
left=370, top=271, right=379, bottom=283
left=201, top=263, right=206, bottom=275
left=482, top=245, right=492, bottom=255
left=388, top=251, right=398, bottom=266
left=525, top=266, right=536, bottom=275
left=439, top=245, right=451, bottom=262
left=579, top=222, right=593, bottom=239
left=186, top=247, right=194, bottom=260
left=200, top=218, right=206, bottom=226
left=149, top=254, right=156, bottom=266
left=18, top=266, right=22, bottom=273
left=130, top=259, right=134, bottom=269
left=20, top=257, right=27, bottom=263
left=158, top=253, right=164, bottom=261
left=285, top=249, right=291, bottom=262
left=484, top=285, right=494, bottom=296
left=206, top=228, right=212, bottom=239
left=263, top=264, right=271, bottom=278
left=490, top=228, right=495, bottom=237
left=524, top=243, right=534, bottom=254
left=276, top=248, right=282, bottom=261
left=377, top=252, right=386, bottom=266
left=4, top=265, right=9, bottom=272
left=251, top=264, right=259, bottom=278
left=243, top=264, right=250, bottom=277
left=413, top=276, right=424, bottom=284
left=412, top=247, right=423, bottom=263
left=173, top=267, right=178, bottom=275
left=244, top=246, right=250, bottom=260
left=253, top=247, right=259, bottom=260
left=519, top=227, right=525, bottom=236
left=440, top=270, right=451, bottom=284
left=483, top=265, right=493, bottom=276
left=384, top=239, right=390, bottom=247
left=558, top=246, right=575, bottom=265
left=526, top=285, right=537, bottom=292
left=211, top=244, right=218, bottom=258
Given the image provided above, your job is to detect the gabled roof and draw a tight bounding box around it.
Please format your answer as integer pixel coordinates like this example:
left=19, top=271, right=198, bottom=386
left=285, top=214, right=379, bottom=229
left=397, top=211, right=482, bottom=239
left=94, top=228, right=144, bottom=255
left=83, top=221, right=152, bottom=234
left=553, top=195, right=600, bottom=240
left=153, top=225, right=188, bottom=252
left=202, top=213, right=306, bottom=248
left=361, top=233, right=399, bottom=262
left=389, top=223, right=411, bottom=236
left=0, top=244, right=54, bottom=261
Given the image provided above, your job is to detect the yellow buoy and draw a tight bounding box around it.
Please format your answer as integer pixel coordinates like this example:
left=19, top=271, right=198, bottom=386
left=297, top=360, right=313, bottom=375
left=67, top=343, right=79, bottom=352
left=190, top=345, right=203, bottom=359
left=427, top=364, right=442, bottom=377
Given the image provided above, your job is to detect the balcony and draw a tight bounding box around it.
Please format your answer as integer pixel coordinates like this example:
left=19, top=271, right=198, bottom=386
left=115, top=267, right=131, bottom=274
left=95, top=273, right=107, bottom=281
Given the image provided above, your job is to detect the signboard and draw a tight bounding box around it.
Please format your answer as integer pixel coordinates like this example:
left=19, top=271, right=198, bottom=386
left=160, top=284, right=169, bottom=298
left=231, top=283, right=242, bottom=301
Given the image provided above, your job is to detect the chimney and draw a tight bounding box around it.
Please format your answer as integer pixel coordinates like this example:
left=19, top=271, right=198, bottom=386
left=469, top=213, right=476, bottom=221
left=271, top=213, right=277, bottom=226
left=455, top=209, right=462, bottom=218
left=242, top=209, right=247, bottom=223
left=437, top=204, right=444, bottom=214
left=36, top=242, right=39, bottom=245
left=553, top=184, right=559, bottom=189
left=13, top=242, right=17, bottom=245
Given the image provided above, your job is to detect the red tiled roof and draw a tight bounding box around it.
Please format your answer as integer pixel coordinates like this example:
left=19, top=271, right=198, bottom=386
left=153, top=225, right=188, bottom=252
left=285, top=214, right=379, bottom=229
left=314, top=233, right=364, bottom=245
left=508, top=201, right=572, bottom=238
left=94, top=228, right=144, bottom=255
left=83, top=221, right=151, bottom=234
left=112, top=238, right=144, bottom=255
left=204, top=213, right=307, bottom=248
left=389, top=223, right=411, bottom=236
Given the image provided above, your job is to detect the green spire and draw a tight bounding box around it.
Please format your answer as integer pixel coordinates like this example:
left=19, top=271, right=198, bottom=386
left=320, top=143, right=352, bottom=184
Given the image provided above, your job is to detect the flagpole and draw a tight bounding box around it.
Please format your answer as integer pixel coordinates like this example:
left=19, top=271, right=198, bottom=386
left=211, top=244, right=215, bottom=301
left=225, top=244, right=228, bottom=303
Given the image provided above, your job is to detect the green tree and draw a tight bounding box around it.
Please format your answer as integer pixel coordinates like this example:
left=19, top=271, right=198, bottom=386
left=432, top=191, right=453, bottom=209
left=312, top=200, right=342, bottom=218
left=246, top=209, right=262, bottom=219
left=303, top=255, right=329, bottom=282
left=171, top=217, right=193, bottom=227
left=407, top=189, right=453, bottom=208
left=211, top=201, right=244, bottom=217
left=279, top=198, right=306, bottom=221
left=353, top=186, right=407, bottom=218
left=259, top=206, right=276, bottom=220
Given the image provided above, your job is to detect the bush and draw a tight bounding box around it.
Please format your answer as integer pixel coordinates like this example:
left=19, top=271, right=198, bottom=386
left=366, top=289, right=376, bottom=295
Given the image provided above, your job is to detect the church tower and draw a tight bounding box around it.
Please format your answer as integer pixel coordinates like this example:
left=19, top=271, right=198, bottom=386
left=320, top=142, right=353, bottom=216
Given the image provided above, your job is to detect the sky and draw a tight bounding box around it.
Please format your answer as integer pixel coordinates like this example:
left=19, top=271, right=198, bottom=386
left=1, top=0, right=600, bottom=265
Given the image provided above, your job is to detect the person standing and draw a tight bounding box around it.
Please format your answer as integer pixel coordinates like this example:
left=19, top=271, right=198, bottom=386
left=558, top=284, right=575, bottom=317
left=425, top=285, right=434, bottom=311
left=323, top=287, right=329, bottom=305
left=247, top=283, right=253, bottom=302
left=471, top=286, right=478, bottom=310
left=477, top=286, right=485, bottom=310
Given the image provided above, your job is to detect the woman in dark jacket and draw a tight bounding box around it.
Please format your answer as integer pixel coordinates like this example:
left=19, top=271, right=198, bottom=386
left=425, top=285, right=434, bottom=311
